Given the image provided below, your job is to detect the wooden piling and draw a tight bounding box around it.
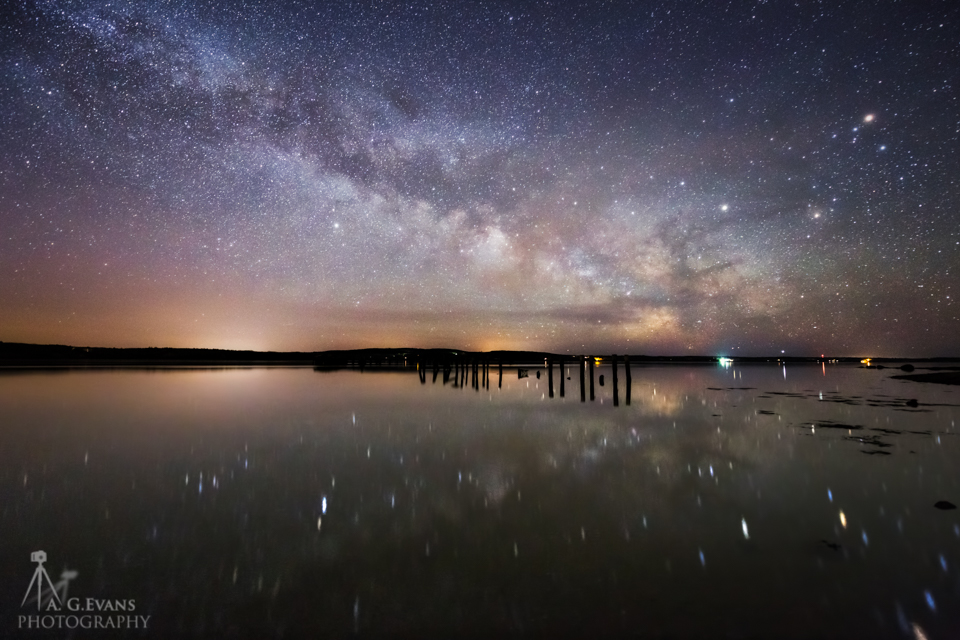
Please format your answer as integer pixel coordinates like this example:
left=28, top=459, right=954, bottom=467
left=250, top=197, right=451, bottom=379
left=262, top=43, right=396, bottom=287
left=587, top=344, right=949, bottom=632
left=498, top=360, right=503, bottom=389
left=548, top=359, right=554, bottom=398
left=589, top=357, right=595, bottom=401
left=580, top=356, right=586, bottom=402
left=625, top=355, right=631, bottom=405
left=612, top=354, right=619, bottom=407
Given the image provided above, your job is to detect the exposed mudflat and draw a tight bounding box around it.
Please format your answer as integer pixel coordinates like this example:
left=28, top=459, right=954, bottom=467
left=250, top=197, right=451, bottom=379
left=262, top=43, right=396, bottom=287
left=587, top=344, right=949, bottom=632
left=891, top=371, right=960, bottom=385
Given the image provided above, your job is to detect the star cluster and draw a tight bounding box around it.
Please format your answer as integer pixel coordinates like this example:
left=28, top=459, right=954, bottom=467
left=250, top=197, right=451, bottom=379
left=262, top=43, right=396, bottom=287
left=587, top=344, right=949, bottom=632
left=1, top=0, right=959, bottom=355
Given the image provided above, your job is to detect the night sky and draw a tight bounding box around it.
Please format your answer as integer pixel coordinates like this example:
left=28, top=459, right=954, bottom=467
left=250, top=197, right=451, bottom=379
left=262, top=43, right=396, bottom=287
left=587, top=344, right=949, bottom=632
left=2, top=1, right=958, bottom=356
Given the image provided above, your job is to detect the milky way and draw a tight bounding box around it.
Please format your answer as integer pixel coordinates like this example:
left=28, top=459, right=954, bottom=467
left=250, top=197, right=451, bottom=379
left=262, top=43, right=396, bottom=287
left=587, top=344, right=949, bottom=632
left=1, top=1, right=958, bottom=355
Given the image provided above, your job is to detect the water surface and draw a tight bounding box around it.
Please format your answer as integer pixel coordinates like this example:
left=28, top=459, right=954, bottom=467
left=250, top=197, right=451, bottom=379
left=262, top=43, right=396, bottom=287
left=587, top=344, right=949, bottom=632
left=1, top=363, right=958, bottom=638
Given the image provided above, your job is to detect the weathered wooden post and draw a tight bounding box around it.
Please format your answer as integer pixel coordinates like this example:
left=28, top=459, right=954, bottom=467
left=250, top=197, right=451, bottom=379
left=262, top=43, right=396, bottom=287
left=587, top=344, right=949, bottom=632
left=612, top=354, right=619, bottom=407
left=548, top=358, right=554, bottom=398
left=580, top=356, right=586, bottom=402
left=625, top=355, right=632, bottom=405
left=498, top=360, right=503, bottom=389
left=589, top=357, right=595, bottom=401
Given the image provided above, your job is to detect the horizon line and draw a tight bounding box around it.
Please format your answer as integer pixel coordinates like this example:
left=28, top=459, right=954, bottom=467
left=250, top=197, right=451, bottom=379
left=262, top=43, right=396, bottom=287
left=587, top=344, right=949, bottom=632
left=2, top=340, right=958, bottom=362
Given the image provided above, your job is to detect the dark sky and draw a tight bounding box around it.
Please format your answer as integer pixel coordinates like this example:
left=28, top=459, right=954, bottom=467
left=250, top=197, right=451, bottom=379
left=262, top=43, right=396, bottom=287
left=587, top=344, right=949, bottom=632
left=1, top=0, right=958, bottom=355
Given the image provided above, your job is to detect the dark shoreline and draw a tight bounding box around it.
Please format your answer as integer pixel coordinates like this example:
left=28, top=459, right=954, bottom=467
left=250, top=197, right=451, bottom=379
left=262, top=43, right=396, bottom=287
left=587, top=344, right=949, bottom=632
left=2, top=340, right=960, bottom=369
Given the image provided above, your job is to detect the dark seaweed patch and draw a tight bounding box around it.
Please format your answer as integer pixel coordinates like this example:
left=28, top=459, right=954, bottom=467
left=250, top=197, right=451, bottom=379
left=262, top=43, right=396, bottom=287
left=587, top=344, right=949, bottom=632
left=810, top=421, right=864, bottom=431
left=845, top=435, right=892, bottom=448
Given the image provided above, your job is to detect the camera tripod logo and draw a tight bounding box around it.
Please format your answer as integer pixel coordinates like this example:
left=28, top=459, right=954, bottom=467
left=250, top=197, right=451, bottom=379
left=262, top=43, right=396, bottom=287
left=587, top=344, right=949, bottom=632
left=21, top=551, right=76, bottom=611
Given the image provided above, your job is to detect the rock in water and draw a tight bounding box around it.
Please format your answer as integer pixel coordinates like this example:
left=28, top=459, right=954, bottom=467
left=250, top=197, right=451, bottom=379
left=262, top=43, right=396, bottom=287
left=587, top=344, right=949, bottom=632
left=599, top=374, right=605, bottom=386
left=900, top=364, right=915, bottom=372
left=905, top=399, right=919, bottom=407
left=934, top=501, right=956, bottom=510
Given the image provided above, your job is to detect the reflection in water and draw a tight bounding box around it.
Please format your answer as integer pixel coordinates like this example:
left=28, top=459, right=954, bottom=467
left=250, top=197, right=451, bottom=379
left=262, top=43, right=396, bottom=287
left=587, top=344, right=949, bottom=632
left=0, top=364, right=958, bottom=637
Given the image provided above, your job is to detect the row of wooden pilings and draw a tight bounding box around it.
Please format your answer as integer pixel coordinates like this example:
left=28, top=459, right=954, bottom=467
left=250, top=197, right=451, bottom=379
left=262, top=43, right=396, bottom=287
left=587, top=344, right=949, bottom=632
left=416, top=355, right=633, bottom=406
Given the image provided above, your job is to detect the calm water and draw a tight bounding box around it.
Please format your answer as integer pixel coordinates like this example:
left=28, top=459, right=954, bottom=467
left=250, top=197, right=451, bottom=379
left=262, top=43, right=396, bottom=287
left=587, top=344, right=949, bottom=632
left=1, top=363, right=958, bottom=638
